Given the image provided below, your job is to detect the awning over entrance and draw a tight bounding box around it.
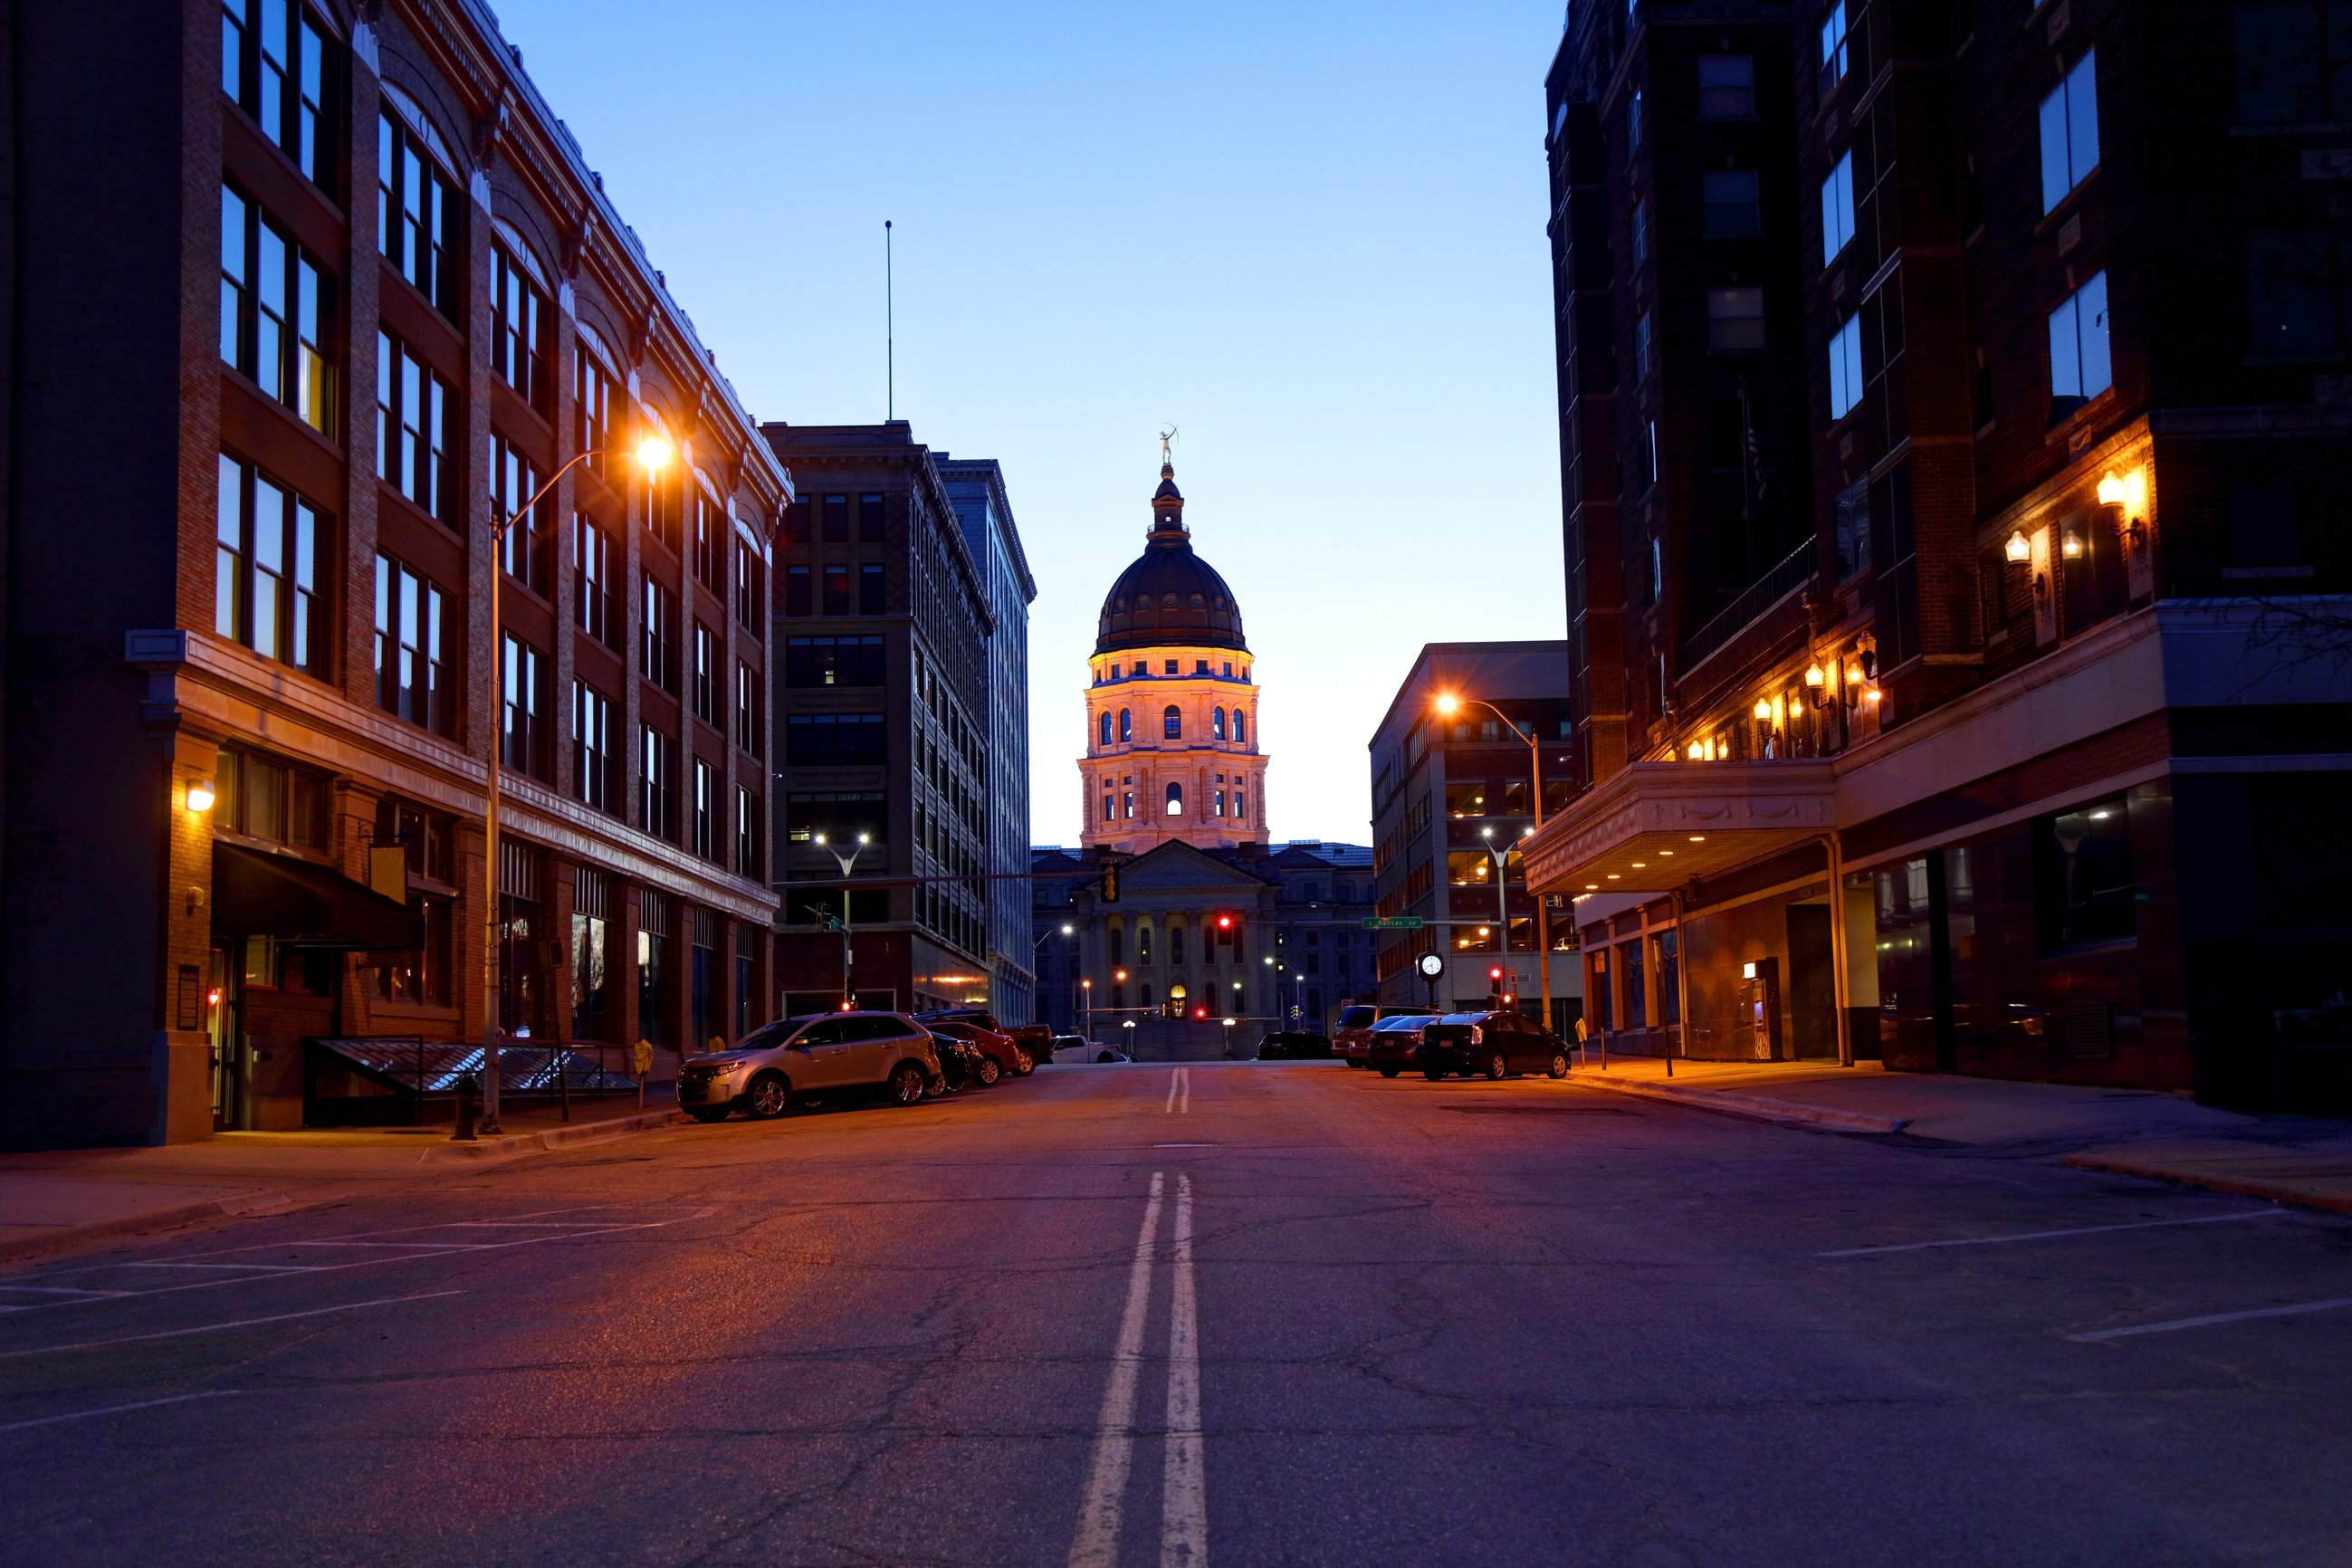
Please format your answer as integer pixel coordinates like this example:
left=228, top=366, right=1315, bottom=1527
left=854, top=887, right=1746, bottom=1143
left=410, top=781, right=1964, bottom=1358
left=1520, top=760, right=1838, bottom=895
left=212, top=841, right=423, bottom=951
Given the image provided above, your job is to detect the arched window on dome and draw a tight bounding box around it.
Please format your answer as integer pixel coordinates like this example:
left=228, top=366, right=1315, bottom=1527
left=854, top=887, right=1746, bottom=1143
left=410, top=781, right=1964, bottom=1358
left=1212, top=707, right=1226, bottom=741
left=1233, top=709, right=1248, bottom=744
left=1099, top=712, right=1113, bottom=748
left=1165, top=781, right=1185, bottom=816
left=1119, top=709, right=1133, bottom=742
left=1163, top=705, right=1182, bottom=740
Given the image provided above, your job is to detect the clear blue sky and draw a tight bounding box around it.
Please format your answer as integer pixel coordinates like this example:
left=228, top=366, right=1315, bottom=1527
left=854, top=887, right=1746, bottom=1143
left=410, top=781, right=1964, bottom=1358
left=494, top=0, right=1569, bottom=847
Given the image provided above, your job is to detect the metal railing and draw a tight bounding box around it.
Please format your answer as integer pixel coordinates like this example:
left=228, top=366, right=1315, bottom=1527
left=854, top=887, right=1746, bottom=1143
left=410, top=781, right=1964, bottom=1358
left=1678, top=540, right=1817, bottom=675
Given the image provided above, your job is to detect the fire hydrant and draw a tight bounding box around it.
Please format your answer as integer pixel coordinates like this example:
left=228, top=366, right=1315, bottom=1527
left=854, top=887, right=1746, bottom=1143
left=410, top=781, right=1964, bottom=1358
left=452, top=1070, right=481, bottom=1142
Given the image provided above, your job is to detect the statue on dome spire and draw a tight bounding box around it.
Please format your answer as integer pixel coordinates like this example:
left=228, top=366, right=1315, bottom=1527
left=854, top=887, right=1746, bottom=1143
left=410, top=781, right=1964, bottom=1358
left=1159, top=425, right=1177, bottom=468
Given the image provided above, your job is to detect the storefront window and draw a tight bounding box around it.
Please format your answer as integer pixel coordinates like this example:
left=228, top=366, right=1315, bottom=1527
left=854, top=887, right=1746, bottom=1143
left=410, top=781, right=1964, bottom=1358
left=2034, top=798, right=2134, bottom=950
left=1590, top=948, right=1613, bottom=1029
left=570, top=869, right=611, bottom=1042
left=1622, top=940, right=1648, bottom=1029
left=1656, top=931, right=1680, bottom=1024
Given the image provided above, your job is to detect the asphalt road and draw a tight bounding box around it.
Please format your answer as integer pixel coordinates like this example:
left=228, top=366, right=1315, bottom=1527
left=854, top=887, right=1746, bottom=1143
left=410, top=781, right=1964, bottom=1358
left=4, top=1062, right=2349, bottom=1567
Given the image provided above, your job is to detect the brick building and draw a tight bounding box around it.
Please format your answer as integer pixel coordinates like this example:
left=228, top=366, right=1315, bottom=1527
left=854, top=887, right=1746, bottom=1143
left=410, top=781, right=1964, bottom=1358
left=764, top=423, right=1001, bottom=1019
left=1368, top=644, right=1582, bottom=1026
left=1527, top=0, right=2352, bottom=1107
left=0, top=0, right=787, bottom=1147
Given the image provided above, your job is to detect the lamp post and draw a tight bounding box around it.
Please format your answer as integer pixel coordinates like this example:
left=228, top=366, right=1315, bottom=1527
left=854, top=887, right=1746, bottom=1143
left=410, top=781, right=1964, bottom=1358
left=812, top=833, right=870, bottom=1011
left=1080, top=977, right=1093, bottom=1041
left=1480, top=826, right=1513, bottom=1009
left=475, top=433, right=672, bottom=1137
left=1434, top=692, right=1558, bottom=1032
left=1036, top=922, right=1074, bottom=1031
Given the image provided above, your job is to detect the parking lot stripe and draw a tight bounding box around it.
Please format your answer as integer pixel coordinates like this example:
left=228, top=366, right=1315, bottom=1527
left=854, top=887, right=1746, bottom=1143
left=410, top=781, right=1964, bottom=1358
left=2070, top=1295, right=2352, bottom=1343
left=0, top=1390, right=240, bottom=1435
left=1820, top=1209, right=2285, bottom=1257
left=1068, top=1171, right=1166, bottom=1568
left=0, top=1290, right=465, bottom=1362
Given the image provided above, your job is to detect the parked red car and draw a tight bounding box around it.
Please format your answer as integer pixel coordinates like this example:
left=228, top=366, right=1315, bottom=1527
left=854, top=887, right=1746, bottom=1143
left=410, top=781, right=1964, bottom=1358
left=921, top=1018, right=1032, bottom=1083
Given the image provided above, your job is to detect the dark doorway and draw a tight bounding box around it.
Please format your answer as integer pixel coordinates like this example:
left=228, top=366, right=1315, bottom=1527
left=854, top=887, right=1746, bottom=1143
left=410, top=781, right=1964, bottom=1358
left=1786, top=904, right=1838, bottom=1059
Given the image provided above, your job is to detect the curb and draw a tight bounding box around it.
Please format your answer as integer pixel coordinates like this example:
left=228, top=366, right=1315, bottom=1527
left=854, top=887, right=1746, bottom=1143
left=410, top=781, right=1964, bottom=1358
left=0, top=1190, right=293, bottom=1267
left=1569, top=1071, right=1909, bottom=1135
left=423, top=1107, right=689, bottom=1162
left=2061, top=1152, right=2352, bottom=1217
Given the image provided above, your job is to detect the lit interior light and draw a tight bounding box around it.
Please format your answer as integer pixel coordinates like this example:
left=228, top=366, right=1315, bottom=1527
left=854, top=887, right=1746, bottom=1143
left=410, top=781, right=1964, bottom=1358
left=1659, top=850, right=1674, bottom=856
left=1607, top=873, right=1621, bottom=880
left=1687, top=741, right=1704, bottom=760
left=1688, top=835, right=1706, bottom=842
left=2095, top=466, right=2148, bottom=519
left=1630, top=862, right=1646, bottom=869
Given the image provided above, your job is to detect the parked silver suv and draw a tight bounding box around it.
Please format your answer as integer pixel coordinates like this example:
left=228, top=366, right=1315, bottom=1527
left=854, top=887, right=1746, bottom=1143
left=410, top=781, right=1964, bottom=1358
left=679, top=1011, right=942, bottom=1122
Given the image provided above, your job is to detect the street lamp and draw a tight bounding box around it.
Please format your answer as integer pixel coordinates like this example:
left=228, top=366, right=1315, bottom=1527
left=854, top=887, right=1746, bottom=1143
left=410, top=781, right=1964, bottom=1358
left=1432, top=690, right=1558, bottom=1032
left=476, top=431, right=673, bottom=1135
left=812, top=832, right=870, bottom=1011
left=1035, top=922, right=1076, bottom=1031
left=1481, top=826, right=1512, bottom=1008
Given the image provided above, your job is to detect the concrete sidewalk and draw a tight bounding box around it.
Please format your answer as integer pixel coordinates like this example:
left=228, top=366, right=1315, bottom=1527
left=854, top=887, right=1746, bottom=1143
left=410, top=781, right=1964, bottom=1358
left=0, top=1095, right=685, bottom=1264
left=1565, top=1054, right=2352, bottom=1214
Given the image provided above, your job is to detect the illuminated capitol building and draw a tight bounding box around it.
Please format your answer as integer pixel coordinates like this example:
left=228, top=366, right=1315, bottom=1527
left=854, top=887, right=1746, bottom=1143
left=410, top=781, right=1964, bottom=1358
left=1031, top=449, right=1375, bottom=1050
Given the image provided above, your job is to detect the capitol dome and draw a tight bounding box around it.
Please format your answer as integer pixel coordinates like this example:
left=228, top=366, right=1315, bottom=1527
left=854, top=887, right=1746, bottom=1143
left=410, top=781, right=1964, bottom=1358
left=1095, top=463, right=1248, bottom=655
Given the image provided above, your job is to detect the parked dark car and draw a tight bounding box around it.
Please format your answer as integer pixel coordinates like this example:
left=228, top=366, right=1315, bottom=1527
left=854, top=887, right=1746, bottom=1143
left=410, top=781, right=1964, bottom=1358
left=929, top=1033, right=989, bottom=1092
left=1363, top=1013, right=1442, bottom=1077
left=1257, top=1030, right=1332, bottom=1060
left=1415, top=1010, right=1572, bottom=1081
left=1334, top=1005, right=1437, bottom=1068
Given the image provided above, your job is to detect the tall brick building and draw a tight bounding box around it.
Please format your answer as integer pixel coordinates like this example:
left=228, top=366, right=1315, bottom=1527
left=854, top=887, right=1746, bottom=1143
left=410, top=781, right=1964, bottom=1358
left=764, top=423, right=1003, bottom=1020
left=1528, top=0, right=2352, bottom=1106
left=0, top=0, right=786, bottom=1146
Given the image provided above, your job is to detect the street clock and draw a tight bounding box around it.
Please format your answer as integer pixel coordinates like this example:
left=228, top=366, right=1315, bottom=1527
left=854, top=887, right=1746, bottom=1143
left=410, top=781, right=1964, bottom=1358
left=1416, top=952, right=1445, bottom=980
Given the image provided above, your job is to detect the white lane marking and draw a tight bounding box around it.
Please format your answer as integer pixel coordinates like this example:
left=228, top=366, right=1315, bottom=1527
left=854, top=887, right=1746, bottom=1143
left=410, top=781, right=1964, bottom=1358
left=1180, top=1068, right=1190, bottom=1114
left=1820, top=1209, right=2285, bottom=1257
left=2071, top=1296, right=2352, bottom=1343
left=0, top=1209, right=717, bottom=1317
left=0, top=1286, right=128, bottom=1297
left=282, top=1239, right=494, bottom=1251
left=0, top=1290, right=464, bottom=1362
left=1067, top=1171, right=1166, bottom=1568
left=1161, top=1173, right=1206, bottom=1568
left=0, top=1390, right=240, bottom=1435
left=118, top=1262, right=315, bottom=1274
left=1153, top=1143, right=1215, bottom=1149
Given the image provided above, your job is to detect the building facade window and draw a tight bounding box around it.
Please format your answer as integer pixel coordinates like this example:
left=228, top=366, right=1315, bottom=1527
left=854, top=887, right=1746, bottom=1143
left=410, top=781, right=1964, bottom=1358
left=1818, top=2, right=1849, bottom=93
left=489, top=244, right=550, bottom=411
left=2237, top=2, right=2352, bottom=126
left=1165, top=781, right=1184, bottom=816
left=220, top=185, right=333, bottom=435
left=1820, top=150, right=1856, bottom=261
left=1828, top=312, right=1864, bottom=418
left=644, top=459, right=683, bottom=554
left=1099, top=712, right=1114, bottom=747
left=492, top=434, right=550, bottom=594
left=501, top=635, right=548, bottom=779
left=1702, top=169, right=1761, bottom=237
left=373, top=553, right=449, bottom=732
left=573, top=680, right=616, bottom=813
left=1234, top=710, right=1247, bottom=743
left=1119, top=708, right=1133, bottom=741
left=643, top=578, right=677, bottom=693
left=1630, top=198, right=1649, bottom=268
left=575, top=348, right=612, bottom=480
left=2247, top=230, right=2349, bottom=355
left=735, top=540, right=762, bottom=631
left=823, top=564, right=850, bottom=616
left=222, top=0, right=336, bottom=186
left=377, top=112, right=459, bottom=315
left=693, top=760, right=719, bottom=861
left=859, top=564, right=885, bottom=615
left=1163, top=705, right=1182, bottom=740
left=859, top=492, right=885, bottom=541
left=219, top=749, right=327, bottom=850
left=735, top=784, right=760, bottom=878
left=575, top=513, right=616, bottom=647
left=1212, top=706, right=1227, bottom=741
left=821, top=493, right=849, bottom=542
left=2049, top=271, right=2112, bottom=409
left=642, top=727, right=675, bottom=838
left=784, top=565, right=811, bottom=617
left=376, top=333, right=452, bottom=522
left=1707, top=286, right=1766, bottom=352
left=2039, top=49, right=2101, bottom=213
left=787, top=713, right=886, bottom=765
left=216, top=453, right=326, bottom=675
left=693, top=490, right=721, bottom=590
left=1697, top=53, right=1755, bottom=119
left=785, top=635, right=884, bottom=687
left=693, top=622, right=719, bottom=727
left=735, top=662, right=762, bottom=758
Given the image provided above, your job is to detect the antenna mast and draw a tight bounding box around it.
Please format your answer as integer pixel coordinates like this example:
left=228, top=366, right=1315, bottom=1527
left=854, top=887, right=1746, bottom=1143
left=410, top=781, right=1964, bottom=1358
left=884, top=220, right=894, bottom=422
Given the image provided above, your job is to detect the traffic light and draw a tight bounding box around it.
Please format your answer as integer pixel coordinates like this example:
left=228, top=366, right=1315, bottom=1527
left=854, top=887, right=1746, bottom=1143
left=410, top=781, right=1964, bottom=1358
left=1214, top=911, right=1235, bottom=946
left=1101, top=862, right=1120, bottom=903
left=1488, top=967, right=1504, bottom=985
left=1193, top=1006, right=1207, bottom=1020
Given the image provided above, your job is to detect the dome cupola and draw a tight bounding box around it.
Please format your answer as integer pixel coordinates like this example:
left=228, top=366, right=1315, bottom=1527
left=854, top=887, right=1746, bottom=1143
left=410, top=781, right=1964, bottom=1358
left=1095, top=457, right=1247, bottom=654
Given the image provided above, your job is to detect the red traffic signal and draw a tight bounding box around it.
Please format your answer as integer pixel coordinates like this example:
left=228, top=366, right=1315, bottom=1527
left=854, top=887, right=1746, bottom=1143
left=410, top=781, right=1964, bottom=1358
left=1488, top=967, right=1505, bottom=982
left=1217, top=913, right=1233, bottom=930
left=1193, top=1006, right=1207, bottom=1020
